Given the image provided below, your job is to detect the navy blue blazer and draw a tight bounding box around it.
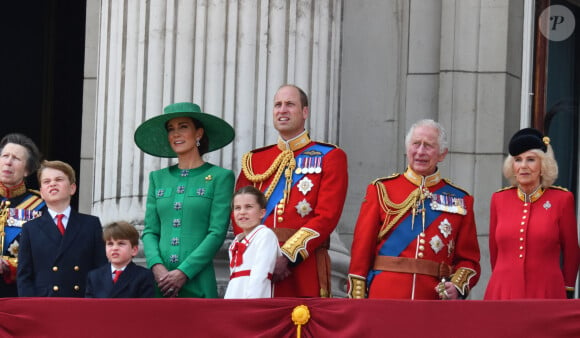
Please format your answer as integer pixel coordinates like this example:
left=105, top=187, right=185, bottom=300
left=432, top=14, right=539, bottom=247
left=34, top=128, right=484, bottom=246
left=17, top=209, right=107, bottom=297
left=85, top=262, right=155, bottom=298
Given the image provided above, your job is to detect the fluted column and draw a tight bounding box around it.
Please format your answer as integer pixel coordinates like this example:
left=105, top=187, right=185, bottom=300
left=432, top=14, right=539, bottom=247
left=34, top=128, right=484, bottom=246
left=92, top=0, right=347, bottom=296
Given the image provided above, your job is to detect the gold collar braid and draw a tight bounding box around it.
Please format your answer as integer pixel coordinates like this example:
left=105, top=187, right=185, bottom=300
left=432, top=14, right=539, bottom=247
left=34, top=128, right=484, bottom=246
left=0, top=181, right=26, bottom=199
left=517, top=185, right=544, bottom=203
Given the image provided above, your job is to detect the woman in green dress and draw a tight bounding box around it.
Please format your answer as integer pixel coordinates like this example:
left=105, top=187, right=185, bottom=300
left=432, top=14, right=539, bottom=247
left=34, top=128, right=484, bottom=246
left=134, top=102, right=235, bottom=298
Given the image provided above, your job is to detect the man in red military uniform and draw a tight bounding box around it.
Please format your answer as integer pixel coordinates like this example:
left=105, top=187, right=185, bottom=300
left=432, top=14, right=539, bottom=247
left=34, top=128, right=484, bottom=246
left=348, top=119, right=480, bottom=300
left=235, top=84, right=348, bottom=297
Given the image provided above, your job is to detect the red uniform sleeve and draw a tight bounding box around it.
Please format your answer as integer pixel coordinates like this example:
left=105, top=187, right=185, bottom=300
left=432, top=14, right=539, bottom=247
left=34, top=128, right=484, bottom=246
left=289, top=148, right=348, bottom=260
left=559, top=191, right=580, bottom=288
left=489, top=193, right=499, bottom=270
left=451, top=194, right=481, bottom=288
left=348, top=183, right=382, bottom=280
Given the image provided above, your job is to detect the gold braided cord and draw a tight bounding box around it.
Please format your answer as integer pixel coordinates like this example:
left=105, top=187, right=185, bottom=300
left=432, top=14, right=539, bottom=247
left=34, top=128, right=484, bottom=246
left=376, top=183, right=420, bottom=240
left=241, top=150, right=296, bottom=201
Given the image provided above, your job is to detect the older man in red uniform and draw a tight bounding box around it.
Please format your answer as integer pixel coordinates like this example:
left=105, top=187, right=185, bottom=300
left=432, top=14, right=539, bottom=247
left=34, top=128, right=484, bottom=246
left=235, top=84, right=348, bottom=297
left=348, top=119, right=480, bottom=300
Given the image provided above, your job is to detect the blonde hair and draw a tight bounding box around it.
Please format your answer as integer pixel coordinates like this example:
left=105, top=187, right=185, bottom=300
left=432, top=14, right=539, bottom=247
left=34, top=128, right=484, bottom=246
left=502, top=145, right=558, bottom=188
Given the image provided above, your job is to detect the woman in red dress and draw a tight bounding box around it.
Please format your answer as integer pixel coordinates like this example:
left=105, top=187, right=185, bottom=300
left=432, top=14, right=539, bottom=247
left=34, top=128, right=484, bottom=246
left=484, top=128, right=580, bottom=299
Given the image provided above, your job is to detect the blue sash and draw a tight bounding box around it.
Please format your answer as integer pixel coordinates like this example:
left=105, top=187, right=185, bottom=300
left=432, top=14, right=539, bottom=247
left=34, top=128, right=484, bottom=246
left=367, top=183, right=466, bottom=284
left=263, top=143, right=333, bottom=222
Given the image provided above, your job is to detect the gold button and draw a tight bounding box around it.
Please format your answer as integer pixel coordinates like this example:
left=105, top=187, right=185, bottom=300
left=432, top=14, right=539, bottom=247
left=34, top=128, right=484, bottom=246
left=522, top=215, right=527, bottom=219
left=277, top=209, right=283, bottom=215
left=277, top=203, right=284, bottom=209
left=521, top=222, right=525, bottom=225
left=519, top=237, right=524, bottom=241
left=519, top=254, right=523, bottom=258
left=52, top=266, right=58, bottom=272
left=524, top=203, right=528, bottom=207
left=420, top=232, right=426, bottom=237
left=418, top=245, right=424, bottom=251
left=418, top=252, right=424, bottom=258
left=278, top=217, right=284, bottom=223
left=520, top=229, right=525, bottom=233
left=523, top=210, right=528, bottom=213
left=53, top=286, right=59, bottom=292
left=74, top=266, right=80, bottom=271
left=519, top=246, right=524, bottom=250
left=419, top=239, right=426, bottom=244
left=74, top=285, right=80, bottom=291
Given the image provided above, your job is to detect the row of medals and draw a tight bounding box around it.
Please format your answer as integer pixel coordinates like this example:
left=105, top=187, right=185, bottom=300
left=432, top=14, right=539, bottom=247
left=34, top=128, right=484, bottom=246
left=295, top=157, right=322, bottom=175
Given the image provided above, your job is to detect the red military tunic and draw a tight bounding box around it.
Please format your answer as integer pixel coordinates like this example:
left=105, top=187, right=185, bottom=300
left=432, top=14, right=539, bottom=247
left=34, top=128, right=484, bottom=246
left=235, top=132, right=348, bottom=297
left=485, top=186, right=580, bottom=299
left=348, top=168, right=480, bottom=299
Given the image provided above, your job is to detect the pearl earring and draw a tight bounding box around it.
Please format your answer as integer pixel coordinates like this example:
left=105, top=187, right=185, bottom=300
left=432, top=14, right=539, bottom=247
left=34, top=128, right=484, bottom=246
left=196, top=139, right=201, bottom=147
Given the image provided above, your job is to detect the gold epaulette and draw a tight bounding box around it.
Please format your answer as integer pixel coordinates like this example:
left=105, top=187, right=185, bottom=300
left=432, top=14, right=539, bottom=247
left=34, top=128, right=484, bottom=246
left=28, top=189, right=41, bottom=196
left=246, top=144, right=276, bottom=154
left=443, top=178, right=471, bottom=196
left=549, top=185, right=569, bottom=192
left=313, top=141, right=339, bottom=149
left=371, top=173, right=400, bottom=185
left=496, top=186, right=516, bottom=193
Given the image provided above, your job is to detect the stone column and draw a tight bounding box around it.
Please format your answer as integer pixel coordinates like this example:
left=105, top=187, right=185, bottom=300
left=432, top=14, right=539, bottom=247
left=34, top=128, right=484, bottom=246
left=91, top=0, right=347, bottom=297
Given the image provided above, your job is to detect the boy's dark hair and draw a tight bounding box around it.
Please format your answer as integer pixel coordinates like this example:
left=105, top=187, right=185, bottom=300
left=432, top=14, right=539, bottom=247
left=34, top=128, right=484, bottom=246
left=232, top=185, right=267, bottom=209
left=103, top=221, right=139, bottom=247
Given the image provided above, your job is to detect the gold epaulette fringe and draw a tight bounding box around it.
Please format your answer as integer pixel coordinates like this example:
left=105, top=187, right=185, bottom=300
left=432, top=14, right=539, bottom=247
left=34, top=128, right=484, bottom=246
left=371, top=173, right=399, bottom=185
left=550, top=185, right=569, bottom=192
left=496, top=186, right=516, bottom=193
left=442, top=178, right=471, bottom=195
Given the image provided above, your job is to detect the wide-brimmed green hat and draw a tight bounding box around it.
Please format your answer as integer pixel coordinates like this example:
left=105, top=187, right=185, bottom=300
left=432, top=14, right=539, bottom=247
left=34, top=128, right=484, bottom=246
left=134, top=102, right=235, bottom=158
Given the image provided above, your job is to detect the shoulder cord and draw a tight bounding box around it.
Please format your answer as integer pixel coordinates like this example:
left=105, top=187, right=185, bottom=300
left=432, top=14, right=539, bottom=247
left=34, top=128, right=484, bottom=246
left=376, top=183, right=421, bottom=240
left=241, top=150, right=296, bottom=202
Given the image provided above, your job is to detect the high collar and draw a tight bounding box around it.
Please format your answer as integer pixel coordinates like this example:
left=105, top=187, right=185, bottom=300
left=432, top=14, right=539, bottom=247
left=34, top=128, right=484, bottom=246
left=517, top=185, right=544, bottom=203
left=277, top=130, right=311, bottom=152
left=0, top=181, right=26, bottom=199
left=403, top=166, right=442, bottom=188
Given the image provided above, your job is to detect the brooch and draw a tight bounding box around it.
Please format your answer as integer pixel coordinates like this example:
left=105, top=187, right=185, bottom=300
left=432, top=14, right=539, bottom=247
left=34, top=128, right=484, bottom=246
left=295, top=199, right=313, bottom=217
left=438, top=219, right=452, bottom=238
left=298, top=177, right=314, bottom=195
left=430, top=235, right=444, bottom=254
left=543, top=201, right=551, bottom=210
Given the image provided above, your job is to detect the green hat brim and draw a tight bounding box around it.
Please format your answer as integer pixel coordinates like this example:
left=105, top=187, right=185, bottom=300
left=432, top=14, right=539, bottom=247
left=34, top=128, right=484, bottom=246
left=134, top=103, right=235, bottom=158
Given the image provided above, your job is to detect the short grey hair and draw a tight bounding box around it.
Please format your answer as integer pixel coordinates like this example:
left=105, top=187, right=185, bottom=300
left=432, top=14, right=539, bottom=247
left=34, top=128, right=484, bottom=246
left=405, top=119, right=448, bottom=154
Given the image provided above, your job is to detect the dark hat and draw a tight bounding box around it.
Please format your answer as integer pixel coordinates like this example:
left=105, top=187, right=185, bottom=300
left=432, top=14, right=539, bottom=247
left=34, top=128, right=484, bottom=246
left=134, top=102, right=235, bottom=158
left=508, top=128, right=549, bottom=156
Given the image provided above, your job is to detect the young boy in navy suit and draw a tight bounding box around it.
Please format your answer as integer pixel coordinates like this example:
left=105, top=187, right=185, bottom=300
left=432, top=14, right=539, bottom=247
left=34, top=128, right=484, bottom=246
left=17, top=160, right=107, bottom=297
left=86, top=221, right=155, bottom=298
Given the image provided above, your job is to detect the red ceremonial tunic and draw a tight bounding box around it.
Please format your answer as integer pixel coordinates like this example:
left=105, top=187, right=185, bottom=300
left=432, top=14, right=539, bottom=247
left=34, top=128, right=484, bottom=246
left=348, top=169, right=481, bottom=299
left=235, top=133, right=348, bottom=297
left=485, top=186, right=580, bottom=299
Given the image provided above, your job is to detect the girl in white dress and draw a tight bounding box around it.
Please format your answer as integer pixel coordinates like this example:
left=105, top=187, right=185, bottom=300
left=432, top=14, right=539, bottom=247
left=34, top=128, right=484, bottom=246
left=224, top=186, right=281, bottom=299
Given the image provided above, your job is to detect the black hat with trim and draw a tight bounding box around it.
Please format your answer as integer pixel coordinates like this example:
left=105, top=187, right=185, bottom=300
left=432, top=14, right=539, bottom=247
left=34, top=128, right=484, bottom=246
left=508, top=127, right=550, bottom=156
